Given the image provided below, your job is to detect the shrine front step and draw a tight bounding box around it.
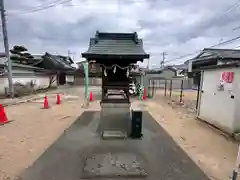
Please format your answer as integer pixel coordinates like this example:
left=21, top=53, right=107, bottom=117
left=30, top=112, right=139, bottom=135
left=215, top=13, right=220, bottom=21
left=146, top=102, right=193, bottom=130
left=102, top=130, right=127, bottom=140
left=98, top=103, right=131, bottom=138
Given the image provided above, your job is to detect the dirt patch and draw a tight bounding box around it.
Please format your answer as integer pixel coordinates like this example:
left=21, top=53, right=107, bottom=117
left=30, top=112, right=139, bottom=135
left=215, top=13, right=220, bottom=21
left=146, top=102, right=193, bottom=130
left=0, top=87, right=101, bottom=180
left=147, top=94, right=238, bottom=180
left=0, top=86, right=238, bottom=180
left=155, top=89, right=198, bottom=112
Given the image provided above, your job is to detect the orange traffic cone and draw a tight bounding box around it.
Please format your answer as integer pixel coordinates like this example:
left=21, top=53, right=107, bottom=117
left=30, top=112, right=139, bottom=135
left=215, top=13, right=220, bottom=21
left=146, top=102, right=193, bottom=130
left=89, top=91, right=93, bottom=101
left=0, top=104, right=9, bottom=125
left=43, top=96, right=49, bottom=109
left=56, top=94, right=61, bottom=105
left=143, top=88, right=147, bottom=100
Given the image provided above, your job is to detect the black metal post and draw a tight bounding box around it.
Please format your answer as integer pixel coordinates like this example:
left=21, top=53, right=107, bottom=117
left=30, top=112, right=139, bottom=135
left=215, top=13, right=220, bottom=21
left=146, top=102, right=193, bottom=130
left=149, top=79, right=151, bottom=97
left=164, top=79, right=167, bottom=96
left=180, top=79, right=183, bottom=102
left=231, top=170, right=238, bottom=180
left=196, top=73, right=201, bottom=110
left=169, top=80, right=172, bottom=97
left=152, top=80, right=155, bottom=97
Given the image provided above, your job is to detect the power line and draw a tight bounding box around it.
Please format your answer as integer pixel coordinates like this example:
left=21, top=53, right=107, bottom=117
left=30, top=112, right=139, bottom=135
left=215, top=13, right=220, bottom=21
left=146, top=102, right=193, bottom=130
left=229, top=1, right=240, bottom=30
left=9, top=0, right=63, bottom=13
left=233, top=26, right=240, bottom=31
left=163, top=0, right=240, bottom=64
left=197, top=0, right=240, bottom=31
left=164, top=51, right=200, bottom=64
left=4, top=0, right=240, bottom=67
left=165, top=35, right=240, bottom=64
left=209, top=36, right=240, bottom=48
left=214, top=0, right=240, bottom=21
left=8, top=0, right=71, bottom=16
left=17, top=0, right=71, bottom=15
left=0, top=0, right=71, bottom=99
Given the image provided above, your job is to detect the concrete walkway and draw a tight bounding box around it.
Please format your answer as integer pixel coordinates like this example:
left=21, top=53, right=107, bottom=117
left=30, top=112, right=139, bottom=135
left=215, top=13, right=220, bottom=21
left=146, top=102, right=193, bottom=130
left=19, top=111, right=208, bottom=180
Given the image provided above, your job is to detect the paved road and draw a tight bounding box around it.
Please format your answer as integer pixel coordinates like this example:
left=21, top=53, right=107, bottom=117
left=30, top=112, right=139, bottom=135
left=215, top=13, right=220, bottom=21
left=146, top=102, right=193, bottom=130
left=19, top=111, right=209, bottom=180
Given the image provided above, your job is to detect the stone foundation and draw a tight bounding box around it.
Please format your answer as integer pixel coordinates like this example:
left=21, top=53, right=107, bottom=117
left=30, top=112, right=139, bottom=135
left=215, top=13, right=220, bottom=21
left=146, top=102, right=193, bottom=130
left=98, top=103, right=131, bottom=137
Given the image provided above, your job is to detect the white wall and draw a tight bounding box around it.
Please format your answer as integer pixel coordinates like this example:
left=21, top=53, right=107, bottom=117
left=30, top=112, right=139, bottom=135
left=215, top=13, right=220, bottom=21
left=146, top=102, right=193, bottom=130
left=233, top=69, right=240, bottom=132
left=66, top=75, right=74, bottom=83
left=198, top=67, right=240, bottom=134
left=151, top=70, right=176, bottom=79
left=11, top=68, right=35, bottom=74
left=144, top=71, right=175, bottom=89
left=0, top=57, right=6, bottom=64
left=74, top=77, right=102, bottom=86
left=0, top=75, right=57, bottom=96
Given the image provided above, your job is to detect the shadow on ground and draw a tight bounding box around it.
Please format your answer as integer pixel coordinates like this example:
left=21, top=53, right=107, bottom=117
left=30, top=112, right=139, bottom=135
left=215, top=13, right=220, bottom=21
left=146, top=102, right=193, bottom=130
left=17, top=111, right=209, bottom=180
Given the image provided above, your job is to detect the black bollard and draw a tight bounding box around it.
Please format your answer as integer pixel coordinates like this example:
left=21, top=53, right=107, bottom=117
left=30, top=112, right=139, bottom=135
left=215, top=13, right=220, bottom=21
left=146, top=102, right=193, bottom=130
left=130, top=110, right=143, bottom=139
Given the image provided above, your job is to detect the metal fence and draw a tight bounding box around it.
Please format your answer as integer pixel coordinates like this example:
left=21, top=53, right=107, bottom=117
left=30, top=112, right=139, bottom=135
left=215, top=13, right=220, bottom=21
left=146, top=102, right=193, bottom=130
left=149, top=78, right=200, bottom=110
left=149, top=78, right=193, bottom=89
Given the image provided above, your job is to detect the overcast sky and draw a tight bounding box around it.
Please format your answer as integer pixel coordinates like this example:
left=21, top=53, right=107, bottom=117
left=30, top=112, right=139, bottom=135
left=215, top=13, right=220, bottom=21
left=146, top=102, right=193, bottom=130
left=3, top=0, right=240, bottom=67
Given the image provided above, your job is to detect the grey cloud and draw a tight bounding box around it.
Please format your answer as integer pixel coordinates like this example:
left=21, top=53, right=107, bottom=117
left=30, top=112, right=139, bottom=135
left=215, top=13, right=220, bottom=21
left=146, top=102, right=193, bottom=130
left=7, top=17, right=36, bottom=42
left=20, top=14, right=120, bottom=45
left=3, top=0, right=240, bottom=65
left=139, top=1, right=240, bottom=46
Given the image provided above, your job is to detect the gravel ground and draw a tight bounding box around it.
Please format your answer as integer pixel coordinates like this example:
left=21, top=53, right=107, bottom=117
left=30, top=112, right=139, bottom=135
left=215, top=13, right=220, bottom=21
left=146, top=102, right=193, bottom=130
left=154, top=89, right=198, bottom=112
left=148, top=92, right=238, bottom=180
left=0, top=86, right=238, bottom=180
left=0, top=86, right=100, bottom=180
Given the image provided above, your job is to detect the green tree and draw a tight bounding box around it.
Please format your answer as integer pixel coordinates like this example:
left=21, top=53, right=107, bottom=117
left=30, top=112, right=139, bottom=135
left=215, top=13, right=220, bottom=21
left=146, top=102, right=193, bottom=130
left=10, top=45, right=34, bottom=64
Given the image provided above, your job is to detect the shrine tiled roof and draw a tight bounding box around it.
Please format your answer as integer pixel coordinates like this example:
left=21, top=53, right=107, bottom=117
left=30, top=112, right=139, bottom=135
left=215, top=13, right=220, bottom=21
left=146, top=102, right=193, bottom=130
left=82, top=31, right=149, bottom=60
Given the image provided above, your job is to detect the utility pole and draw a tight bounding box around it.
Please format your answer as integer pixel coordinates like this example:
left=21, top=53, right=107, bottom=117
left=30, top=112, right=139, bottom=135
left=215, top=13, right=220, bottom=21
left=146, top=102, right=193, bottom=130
left=67, top=50, right=71, bottom=63
left=147, top=58, right=150, bottom=69
left=0, top=0, right=13, bottom=98
left=68, top=50, right=76, bottom=61
left=160, top=52, right=166, bottom=68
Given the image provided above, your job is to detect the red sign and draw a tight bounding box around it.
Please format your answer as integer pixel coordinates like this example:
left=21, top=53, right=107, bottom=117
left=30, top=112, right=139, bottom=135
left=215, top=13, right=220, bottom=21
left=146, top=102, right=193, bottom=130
left=221, top=72, right=234, bottom=83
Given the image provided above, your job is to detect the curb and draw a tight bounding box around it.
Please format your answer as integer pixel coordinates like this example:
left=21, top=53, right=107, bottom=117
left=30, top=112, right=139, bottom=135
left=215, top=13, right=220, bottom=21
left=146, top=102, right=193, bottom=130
left=2, top=97, right=46, bottom=107
left=1, top=94, right=58, bottom=107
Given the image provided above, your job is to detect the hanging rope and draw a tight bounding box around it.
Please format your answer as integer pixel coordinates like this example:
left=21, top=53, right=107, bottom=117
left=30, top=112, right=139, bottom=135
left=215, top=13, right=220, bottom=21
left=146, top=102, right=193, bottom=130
left=88, top=61, right=136, bottom=77
left=99, top=63, right=135, bottom=77
left=99, top=63, right=135, bottom=70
